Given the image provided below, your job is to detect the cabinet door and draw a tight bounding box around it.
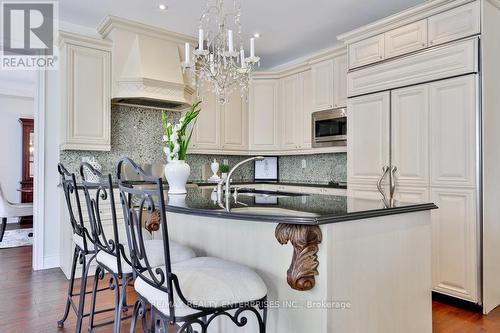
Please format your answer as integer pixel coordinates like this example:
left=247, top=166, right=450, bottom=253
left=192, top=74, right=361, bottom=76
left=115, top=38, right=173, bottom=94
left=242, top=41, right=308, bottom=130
left=61, top=44, right=111, bottom=151
left=333, top=54, right=348, bottom=108
left=347, top=92, right=390, bottom=185
left=249, top=79, right=279, bottom=150
left=311, top=59, right=334, bottom=111
left=428, top=2, right=480, bottom=47
left=301, top=70, right=313, bottom=149
left=222, top=91, right=248, bottom=151
left=280, top=74, right=302, bottom=150
left=431, top=187, right=479, bottom=302
left=191, top=89, right=221, bottom=150
left=391, top=85, right=429, bottom=187
left=385, top=20, right=427, bottom=59
left=348, top=34, right=385, bottom=69
left=430, top=75, right=477, bottom=188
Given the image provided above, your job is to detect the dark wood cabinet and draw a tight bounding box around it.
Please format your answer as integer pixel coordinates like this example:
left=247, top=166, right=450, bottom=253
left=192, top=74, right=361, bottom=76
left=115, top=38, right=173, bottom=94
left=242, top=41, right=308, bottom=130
left=19, top=118, right=34, bottom=204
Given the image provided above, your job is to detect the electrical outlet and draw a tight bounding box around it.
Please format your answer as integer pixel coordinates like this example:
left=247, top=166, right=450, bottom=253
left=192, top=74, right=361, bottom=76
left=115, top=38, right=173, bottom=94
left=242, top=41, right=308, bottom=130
left=301, top=159, right=307, bottom=169
left=223, top=159, right=229, bottom=165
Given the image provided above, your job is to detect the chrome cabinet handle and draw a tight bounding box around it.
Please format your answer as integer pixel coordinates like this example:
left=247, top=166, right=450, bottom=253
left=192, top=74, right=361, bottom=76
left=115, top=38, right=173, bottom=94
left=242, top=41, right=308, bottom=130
left=390, top=165, right=398, bottom=200
left=377, top=166, right=390, bottom=203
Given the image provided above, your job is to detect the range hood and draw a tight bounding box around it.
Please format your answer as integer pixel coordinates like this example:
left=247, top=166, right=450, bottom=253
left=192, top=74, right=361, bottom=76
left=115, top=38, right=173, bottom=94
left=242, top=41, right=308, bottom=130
left=97, top=16, right=195, bottom=111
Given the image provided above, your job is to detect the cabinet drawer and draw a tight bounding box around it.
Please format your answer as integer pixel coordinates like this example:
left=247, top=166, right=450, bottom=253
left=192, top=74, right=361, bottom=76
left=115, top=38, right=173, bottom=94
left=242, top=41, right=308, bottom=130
left=348, top=34, right=385, bottom=69
left=385, top=20, right=428, bottom=59
left=428, top=2, right=480, bottom=47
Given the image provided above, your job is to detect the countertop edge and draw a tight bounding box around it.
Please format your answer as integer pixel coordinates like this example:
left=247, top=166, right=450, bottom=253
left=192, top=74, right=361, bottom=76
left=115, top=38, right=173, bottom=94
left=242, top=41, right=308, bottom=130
left=166, top=202, right=438, bottom=225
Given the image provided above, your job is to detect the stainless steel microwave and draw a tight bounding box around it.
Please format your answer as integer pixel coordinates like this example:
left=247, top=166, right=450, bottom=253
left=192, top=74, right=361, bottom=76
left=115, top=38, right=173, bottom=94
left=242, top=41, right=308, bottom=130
left=312, top=108, right=347, bottom=148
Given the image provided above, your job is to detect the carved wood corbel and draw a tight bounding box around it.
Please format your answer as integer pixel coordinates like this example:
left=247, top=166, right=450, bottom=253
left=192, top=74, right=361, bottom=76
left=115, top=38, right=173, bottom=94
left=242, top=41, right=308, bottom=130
left=275, top=223, right=323, bottom=291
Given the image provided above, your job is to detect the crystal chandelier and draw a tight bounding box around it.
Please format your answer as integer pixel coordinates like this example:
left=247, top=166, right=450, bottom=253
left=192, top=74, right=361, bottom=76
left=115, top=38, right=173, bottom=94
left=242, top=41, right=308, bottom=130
left=182, top=0, right=260, bottom=104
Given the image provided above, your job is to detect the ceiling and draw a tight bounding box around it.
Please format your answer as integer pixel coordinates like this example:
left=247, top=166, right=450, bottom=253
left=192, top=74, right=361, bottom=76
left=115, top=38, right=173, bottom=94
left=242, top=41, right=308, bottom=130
left=59, top=0, right=427, bottom=69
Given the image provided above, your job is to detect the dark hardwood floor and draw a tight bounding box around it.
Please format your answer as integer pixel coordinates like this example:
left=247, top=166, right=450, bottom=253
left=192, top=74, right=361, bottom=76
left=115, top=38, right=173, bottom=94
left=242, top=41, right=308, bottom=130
left=2, top=246, right=500, bottom=332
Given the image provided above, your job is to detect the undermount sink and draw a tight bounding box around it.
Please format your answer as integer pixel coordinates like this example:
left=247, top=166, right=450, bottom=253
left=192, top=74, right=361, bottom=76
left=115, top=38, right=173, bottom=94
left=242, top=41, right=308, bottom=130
left=236, top=189, right=308, bottom=199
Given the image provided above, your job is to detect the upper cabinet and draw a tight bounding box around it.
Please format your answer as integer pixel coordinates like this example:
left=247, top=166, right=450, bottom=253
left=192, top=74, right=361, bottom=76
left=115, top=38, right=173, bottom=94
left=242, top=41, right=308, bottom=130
left=249, top=79, right=280, bottom=151
left=191, top=89, right=248, bottom=152
left=280, top=74, right=302, bottom=150
left=222, top=91, right=248, bottom=151
left=333, top=54, right=348, bottom=108
left=191, top=88, right=221, bottom=150
left=59, top=32, right=112, bottom=151
left=384, top=20, right=427, bottom=59
left=344, top=2, right=481, bottom=71
left=311, top=59, right=334, bottom=110
left=348, top=34, right=385, bottom=69
left=428, top=2, right=480, bottom=47
left=311, top=53, right=348, bottom=111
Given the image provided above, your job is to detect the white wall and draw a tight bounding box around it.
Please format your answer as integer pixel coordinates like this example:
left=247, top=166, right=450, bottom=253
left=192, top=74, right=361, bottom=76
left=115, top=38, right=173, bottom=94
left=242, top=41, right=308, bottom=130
left=0, top=94, right=34, bottom=223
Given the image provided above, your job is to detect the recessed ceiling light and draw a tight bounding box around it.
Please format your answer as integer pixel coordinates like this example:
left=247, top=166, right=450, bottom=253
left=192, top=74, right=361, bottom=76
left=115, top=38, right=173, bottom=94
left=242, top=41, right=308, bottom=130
left=159, top=3, right=167, bottom=10
left=253, top=33, right=260, bottom=38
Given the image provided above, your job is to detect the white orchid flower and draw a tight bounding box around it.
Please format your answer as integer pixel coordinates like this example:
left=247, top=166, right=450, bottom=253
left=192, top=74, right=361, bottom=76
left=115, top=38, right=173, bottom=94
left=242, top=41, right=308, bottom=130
left=173, top=143, right=180, bottom=153
left=162, top=135, right=168, bottom=142
left=179, top=116, right=185, bottom=123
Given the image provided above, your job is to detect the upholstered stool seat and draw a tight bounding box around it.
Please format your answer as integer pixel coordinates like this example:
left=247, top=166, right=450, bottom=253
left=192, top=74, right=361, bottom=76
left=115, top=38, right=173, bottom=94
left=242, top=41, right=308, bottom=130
left=134, top=256, right=268, bottom=317
left=96, top=240, right=196, bottom=274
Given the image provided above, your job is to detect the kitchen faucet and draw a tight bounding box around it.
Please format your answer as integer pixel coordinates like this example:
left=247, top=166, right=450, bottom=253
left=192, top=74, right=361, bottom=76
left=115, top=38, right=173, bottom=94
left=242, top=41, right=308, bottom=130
left=217, top=156, right=265, bottom=211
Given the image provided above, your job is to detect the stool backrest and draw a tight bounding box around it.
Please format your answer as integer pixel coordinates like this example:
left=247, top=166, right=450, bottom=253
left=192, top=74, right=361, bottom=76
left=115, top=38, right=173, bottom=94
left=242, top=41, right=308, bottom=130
left=115, top=158, right=174, bottom=302
left=58, top=163, right=90, bottom=252
left=80, top=162, right=129, bottom=274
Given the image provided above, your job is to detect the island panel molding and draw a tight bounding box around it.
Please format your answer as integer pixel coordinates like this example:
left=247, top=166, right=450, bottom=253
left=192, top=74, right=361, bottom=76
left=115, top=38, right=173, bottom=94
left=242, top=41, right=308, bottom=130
left=275, top=223, right=323, bottom=291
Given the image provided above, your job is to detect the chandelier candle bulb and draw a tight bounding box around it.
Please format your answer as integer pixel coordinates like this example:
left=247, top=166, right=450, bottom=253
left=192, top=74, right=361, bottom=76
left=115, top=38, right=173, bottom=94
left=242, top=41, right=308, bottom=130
left=240, top=49, right=246, bottom=68
left=184, top=42, right=191, bottom=65
left=250, top=37, right=255, bottom=58
left=228, top=30, right=234, bottom=52
left=198, top=29, right=204, bottom=50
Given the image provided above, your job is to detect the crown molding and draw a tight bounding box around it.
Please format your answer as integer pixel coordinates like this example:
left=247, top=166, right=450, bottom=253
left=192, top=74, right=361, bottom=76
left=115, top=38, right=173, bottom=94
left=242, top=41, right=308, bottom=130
left=58, top=30, right=112, bottom=50
left=337, top=0, right=475, bottom=43
left=97, top=15, right=197, bottom=44
left=254, top=44, right=347, bottom=79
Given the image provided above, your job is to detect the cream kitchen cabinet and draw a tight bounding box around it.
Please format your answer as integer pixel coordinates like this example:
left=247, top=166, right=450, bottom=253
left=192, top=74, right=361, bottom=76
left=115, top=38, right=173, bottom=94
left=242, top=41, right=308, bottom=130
left=311, top=55, right=348, bottom=111
left=311, top=59, right=334, bottom=111
left=191, top=88, right=221, bottom=150
left=348, top=34, right=385, bottom=69
left=428, top=2, right=480, bottom=47
left=59, top=32, right=112, bottom=151
left=280, top=74, right=302, bottom=150
left=249, top=79, right=280, bottom=151
left=430, top=75, right=477, bottom=188
left=301, top=71, right=313, bottom=149
left=333, top=54, right=348, bottom=108
left=384, top=20, right=427, bottom=59
left=347, top=91, right=390, bottom=185
left=431, top=187, right=479, bottom=302
left=191, top=89, right=248, bottom=152
left=391, top=84, right=429, bottom=188
left=221, top=92, right=248, bottom=151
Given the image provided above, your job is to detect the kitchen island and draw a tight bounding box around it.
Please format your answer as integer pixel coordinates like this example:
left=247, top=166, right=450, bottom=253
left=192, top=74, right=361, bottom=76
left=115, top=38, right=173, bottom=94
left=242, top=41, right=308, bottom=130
left=163, top=187, right=437, bottom=333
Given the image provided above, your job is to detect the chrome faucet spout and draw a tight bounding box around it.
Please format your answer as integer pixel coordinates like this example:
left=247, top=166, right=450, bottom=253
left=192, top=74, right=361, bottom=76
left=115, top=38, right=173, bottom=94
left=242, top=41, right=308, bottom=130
left=219, top=156, right=265, bottom=211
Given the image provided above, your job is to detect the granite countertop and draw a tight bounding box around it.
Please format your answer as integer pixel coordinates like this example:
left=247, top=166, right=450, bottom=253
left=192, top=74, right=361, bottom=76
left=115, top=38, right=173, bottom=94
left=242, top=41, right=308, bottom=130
left=165, top=187, right=437, bottom=225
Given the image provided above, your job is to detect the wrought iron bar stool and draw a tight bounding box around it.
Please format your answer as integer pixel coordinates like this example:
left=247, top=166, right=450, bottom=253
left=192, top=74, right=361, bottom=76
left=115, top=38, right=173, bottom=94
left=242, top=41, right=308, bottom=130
left=80, top=162, right=197, bottom=333
left=116, top=157, right=268, bottom=333
left=57, top=164, right=116, bottom=333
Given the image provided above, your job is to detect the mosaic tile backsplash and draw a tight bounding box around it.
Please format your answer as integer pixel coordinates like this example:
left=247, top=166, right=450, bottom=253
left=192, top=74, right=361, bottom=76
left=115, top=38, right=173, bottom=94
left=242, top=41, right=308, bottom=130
left=59, top=105, right=346, bottom=183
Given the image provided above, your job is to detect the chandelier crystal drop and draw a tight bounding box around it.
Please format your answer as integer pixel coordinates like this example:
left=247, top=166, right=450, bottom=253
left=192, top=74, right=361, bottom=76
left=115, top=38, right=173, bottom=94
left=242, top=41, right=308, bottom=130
left=182, top=0, right=260, bottom=105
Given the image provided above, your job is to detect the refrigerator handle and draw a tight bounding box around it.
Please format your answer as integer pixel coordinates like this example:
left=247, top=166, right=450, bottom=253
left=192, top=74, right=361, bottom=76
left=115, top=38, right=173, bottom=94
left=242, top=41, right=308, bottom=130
left=377, top=166, right=390, bottom=205
left=390, top=165, right=398, bottom=201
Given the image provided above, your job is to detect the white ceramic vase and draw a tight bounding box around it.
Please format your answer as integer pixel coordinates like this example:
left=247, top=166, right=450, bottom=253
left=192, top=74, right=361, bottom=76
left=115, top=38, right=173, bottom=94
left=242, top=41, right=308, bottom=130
left=164, top=160, right=191, bottom=195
